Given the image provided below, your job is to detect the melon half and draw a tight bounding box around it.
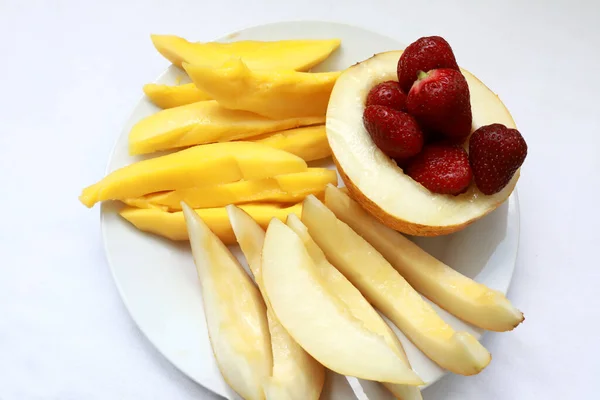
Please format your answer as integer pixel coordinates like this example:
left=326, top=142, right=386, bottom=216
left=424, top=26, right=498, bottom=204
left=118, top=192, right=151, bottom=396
left=326, top=51, right=519, bottom=236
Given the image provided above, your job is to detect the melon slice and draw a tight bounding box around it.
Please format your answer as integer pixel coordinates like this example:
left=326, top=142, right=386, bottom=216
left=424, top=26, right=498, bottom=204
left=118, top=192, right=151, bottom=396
left=181, top=203, right=271, bottom=400
left=325, top=184, right=524, bottom=332
left=261, top=218, right=423, bottom=385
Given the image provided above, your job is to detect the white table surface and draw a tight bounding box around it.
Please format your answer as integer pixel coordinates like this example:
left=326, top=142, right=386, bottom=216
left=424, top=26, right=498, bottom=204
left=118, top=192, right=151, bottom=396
left=1, top=1, right=598, bottom=399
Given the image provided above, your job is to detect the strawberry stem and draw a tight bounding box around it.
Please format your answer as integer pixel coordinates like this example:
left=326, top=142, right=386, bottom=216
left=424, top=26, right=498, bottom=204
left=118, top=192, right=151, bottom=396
left=417, top=70, right=428, bottom=80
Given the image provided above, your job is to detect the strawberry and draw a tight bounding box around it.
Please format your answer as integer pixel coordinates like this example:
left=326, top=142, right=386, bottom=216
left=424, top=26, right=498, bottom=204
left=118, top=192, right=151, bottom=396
left=405, top=144, right=472, bottom=195
left=366, top=81, right=407, bottom=111
left=363, top=105, right=424, bottom=159
left=407, top=68, right=472, bottom=143
left=397, top=36, right=459, bottom=92
left=469, top=123, right=527, bottom=195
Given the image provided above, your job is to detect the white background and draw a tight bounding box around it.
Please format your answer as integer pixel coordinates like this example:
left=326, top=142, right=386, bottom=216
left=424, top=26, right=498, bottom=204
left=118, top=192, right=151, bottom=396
left=1, top=0, right=598, bottom=399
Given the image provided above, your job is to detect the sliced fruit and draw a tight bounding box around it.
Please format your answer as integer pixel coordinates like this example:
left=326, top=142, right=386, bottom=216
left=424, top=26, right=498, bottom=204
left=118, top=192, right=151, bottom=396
left=327, top=51, right=519, bottom=236
left=151, top=35, right=341, bottom=71
left=143, top=83, right=211, bottom=109
left=80, top=142, right=307, bottom=207
left=325, top=185, right=524, bottom=332
left=262, top=218, right=422, bottom=385
left=184, top=59, right=340, bottom=119
left=121, top=197, right=168, bottom=211
left=228, top=205, right=325, bottom=400
left=301, top=195, right=491, bottom=375
left=286, top=214, right=423, bottom=395
left=181, top=202, right=271, bottom=400
left=250, top=125, right=331, bottom=161
left=129, top=169, right=337, bottom=211
left=129, top=100, right=324, bottom=155
left=120, top=202, right=302, bottom=243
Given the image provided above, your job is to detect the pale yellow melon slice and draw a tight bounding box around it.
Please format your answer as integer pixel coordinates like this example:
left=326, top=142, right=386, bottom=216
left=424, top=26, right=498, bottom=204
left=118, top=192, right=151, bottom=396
left=261, top=218, right=423, bottom=385
left=327, top=51, right=519, bottom=236
left=228, top=205, right=325, bottom=400
left=286, top=214, right=423, bottom=398
left=325, top=184, right=524, bottom=332
left=301, top=195, right=491, bottom=376
left=181, top=203, right=271, bottom=400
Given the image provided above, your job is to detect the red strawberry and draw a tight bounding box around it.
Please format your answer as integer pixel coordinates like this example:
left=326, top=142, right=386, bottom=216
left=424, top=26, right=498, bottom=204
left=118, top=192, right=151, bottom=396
left=397, top=36, right=459, bottom=92
left=366, top=81, right=407, bottom=111
left=405, top=144, right=472, bottom=195
left=363, top=105, right=424, bottom=159
left=469, top=124, right=527, bottom=195
left=407, top=68, right=472, bottom=143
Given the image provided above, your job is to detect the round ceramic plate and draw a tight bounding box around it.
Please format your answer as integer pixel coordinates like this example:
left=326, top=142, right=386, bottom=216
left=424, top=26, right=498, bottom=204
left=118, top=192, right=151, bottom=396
left=101, top=21, right=520, bottom=400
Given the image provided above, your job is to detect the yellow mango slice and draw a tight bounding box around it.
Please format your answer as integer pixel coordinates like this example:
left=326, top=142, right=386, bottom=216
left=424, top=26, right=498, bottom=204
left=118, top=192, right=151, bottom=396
left=129, top=100, right=324, bottom=155
left=143, top=83, right=211, bottom=109
left=126, top=168, right=337, bottom=211
left=184, top=59, right=341, bottom=119
left=251, top=125, right=331, bottom=161
left=120, top=203, right=303, bottom=243
left=121, top=197, right=168, bottom=211
left=80, top=142, right=307, bottom=208
left=151, top=35, right=341, bottom=71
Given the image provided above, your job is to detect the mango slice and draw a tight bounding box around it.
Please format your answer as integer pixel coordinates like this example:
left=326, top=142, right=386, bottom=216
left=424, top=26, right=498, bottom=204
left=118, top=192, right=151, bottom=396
left=129, top=100, right=324, bottom=155
left=125, top=168, right=337, bottom=211
left=151, top=35, right=341, bottom=71
left=184, top=59, right=341, bottom=119
left=251, top=125, right=331, bottom=161
left=120, top=203, right=303, bottom=243
left=143, top=83, right=211, bottom=109
left=80, top=142, right=307, bottom=208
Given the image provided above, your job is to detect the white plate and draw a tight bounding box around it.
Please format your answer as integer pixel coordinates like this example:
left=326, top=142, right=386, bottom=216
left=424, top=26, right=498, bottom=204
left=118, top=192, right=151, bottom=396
left=101, top=21, right=520, bottom=399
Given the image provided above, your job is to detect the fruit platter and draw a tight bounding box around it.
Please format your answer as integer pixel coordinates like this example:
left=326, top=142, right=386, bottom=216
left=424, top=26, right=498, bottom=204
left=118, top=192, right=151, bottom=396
left=82, top=22, right=527, bottom=400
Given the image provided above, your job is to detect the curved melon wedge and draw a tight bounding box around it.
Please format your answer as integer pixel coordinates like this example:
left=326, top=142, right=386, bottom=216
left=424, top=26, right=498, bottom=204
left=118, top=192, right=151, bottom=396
left=262, top=218, right=423, bottom=385
left=151, top=35, right=341, bottom=71
left=301, top=195, right=491, bottom=375
left=325, top=185, right=524, bottom=332
left=327, top=51, right=519, bottom=236
left=228, top=205, right=325, bottom=400
left=181, top=203, right=271, bottom=400
left=286, top=214, right=422, bottom=398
